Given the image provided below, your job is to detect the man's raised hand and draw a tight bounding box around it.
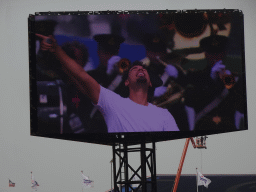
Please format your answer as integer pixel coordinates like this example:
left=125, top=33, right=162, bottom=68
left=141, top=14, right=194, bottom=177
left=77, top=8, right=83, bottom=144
left=35, top=34, right=57, bottom=52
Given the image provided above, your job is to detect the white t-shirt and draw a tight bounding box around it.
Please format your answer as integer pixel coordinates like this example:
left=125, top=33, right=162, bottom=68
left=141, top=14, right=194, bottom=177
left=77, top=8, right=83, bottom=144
left=96, top=86, right=179, bottom=133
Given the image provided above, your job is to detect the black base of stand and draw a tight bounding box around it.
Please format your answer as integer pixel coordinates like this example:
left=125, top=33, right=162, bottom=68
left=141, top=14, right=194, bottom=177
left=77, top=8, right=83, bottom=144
left=112, top=140, right=157, bottom=192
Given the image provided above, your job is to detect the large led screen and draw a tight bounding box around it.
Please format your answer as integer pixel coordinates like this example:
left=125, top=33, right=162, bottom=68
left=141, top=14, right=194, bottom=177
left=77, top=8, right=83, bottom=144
left=29, top=9, right=247, bottom=145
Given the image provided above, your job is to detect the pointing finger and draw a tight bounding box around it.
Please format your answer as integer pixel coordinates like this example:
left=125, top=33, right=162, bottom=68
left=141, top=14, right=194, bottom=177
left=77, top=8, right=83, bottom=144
left=35, top=33, right=48, bottom=39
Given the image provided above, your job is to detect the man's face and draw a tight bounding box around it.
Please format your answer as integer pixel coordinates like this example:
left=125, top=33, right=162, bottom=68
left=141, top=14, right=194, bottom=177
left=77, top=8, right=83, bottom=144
left=125, top=65, right=152, bottom=88
left=97, top=48, right=114, bottom=67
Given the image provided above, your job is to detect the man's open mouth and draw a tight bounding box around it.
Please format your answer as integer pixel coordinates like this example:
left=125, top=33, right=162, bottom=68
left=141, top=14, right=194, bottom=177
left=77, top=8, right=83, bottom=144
left=137, top=72, right=145, bottom=77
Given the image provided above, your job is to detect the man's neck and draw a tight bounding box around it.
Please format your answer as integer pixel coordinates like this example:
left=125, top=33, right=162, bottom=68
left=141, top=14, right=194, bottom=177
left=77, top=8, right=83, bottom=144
left=129, top=88, right=149, bottom=106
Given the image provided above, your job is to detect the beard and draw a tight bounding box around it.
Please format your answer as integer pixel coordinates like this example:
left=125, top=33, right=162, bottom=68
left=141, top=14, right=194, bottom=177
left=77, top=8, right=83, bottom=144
left=136, top=76, right=147, bottom=85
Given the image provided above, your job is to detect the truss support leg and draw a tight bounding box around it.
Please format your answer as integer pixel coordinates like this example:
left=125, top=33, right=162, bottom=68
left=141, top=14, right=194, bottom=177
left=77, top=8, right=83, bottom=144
left=112, top=140, right=157, bottom=192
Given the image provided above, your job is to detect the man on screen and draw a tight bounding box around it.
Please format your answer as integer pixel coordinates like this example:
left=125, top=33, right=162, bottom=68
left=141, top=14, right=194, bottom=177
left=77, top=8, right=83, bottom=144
left=36, top=33, right=179, bottom=132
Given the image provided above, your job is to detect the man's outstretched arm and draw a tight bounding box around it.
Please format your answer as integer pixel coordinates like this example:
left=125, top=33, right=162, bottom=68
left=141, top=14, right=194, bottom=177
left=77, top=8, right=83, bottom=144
left=36, top=34, right=100, bottom=104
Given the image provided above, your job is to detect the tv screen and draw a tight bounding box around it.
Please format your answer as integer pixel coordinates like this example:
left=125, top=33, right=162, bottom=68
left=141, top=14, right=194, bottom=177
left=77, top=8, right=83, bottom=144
left=29, top=9, right=247, bottom=145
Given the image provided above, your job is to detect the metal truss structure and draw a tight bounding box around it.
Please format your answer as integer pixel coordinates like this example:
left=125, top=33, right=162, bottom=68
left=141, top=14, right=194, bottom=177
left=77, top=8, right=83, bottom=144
left=112, top=142, right=157, bottom=192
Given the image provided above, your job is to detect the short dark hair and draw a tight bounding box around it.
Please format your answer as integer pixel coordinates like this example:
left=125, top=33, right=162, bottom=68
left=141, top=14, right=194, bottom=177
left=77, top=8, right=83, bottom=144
left=122, top=60, right=145, bottom=82
left=122, top=60, right=163, bottom=88
left=121, top=60, right=156, bottom=102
